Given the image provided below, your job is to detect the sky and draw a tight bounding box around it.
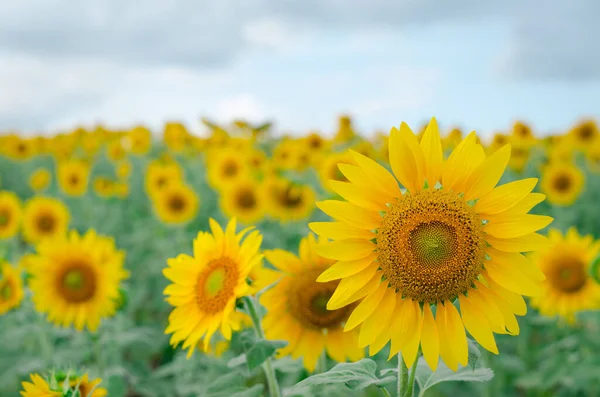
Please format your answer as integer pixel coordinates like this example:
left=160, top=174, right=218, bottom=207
left=0, top=0, right=599, bottom=138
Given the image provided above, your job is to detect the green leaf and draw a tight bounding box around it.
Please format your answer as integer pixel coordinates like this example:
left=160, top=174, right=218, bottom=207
left=288, top=359, right=396, bottom=393
left=414, top=357, right=494, bottom=397
left=231, top=333, right=288, bottom=371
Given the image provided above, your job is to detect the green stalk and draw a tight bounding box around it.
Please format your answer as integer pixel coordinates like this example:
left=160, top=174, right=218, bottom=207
left=381, top=387, right=392, bottom=397
left=404, top=356, right=419, bottom=397
left=398, top=354, right=409, bottom=397
left=244, top=296, right=282, bottom=397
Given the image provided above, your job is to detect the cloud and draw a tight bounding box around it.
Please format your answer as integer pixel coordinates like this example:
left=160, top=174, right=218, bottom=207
left=497, top=0, right=600, bottom=81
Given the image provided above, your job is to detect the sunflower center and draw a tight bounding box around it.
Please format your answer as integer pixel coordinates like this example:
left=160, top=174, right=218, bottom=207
left=0, top=210, right=10, bottom=226
left=309, top=137, right=322, bottom=149
left=0, top=282, right=13, bottom=301
left=69, top=174, right=80, bottom=186
left=36, top=213, right=56, bottom=233
left=57, top=261, right=97, bottom=303
left=156, top=177, right=167, bottom=187
left=548, top=257, right=587, bottom=293
left=279, top=187, right=303, bottom=208
left=378, top=189, right=487, bottom=303
left=287, top=268, right=353, bottom=330
left=223, top=161, right=238, bottom=177
left=553, top=174, right=572, bottom=192
left=578, top=126, right=593, bottom=140
left=236, top=188, right=257, bottom=209
left=196, top=257, right=239, bottom=314
left=168, top=195, right=186, bottom=212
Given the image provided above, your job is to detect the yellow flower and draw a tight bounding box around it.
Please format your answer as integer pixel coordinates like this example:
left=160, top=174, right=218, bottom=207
left=57, top=160, right=90, bottom=197
left=113, top=182, right=130, bottom=199
left=586, top=140, right=600, bottom=173
left=29, top=168, right=52, bottom=192
left=163, top=218, right=263, bottom=356
left=265, top=178, right=315, bottom=222
left=530, top=228, right=600, bottom=323
left=0, top=191, right=22, bottom=239
left=116, top=161, right=132, bottom=180
left=261, top=234, right=364, bottom=372
left=334, top=115, right=356, bottom=143
left=69, top=374, right=107, bottom=397
left=163, top=122, right=190, bottom=152
left=153, top=183, right=199, bottom=225
left=93, top=177, right=115, bottom=198
left=0, top=263, right=24, bottom=314
left=540, top=162, right=585, bottom=206
left=125, top=125, right=152, bottom=155
left=219, top=181, right=266, bottom=225
left=511, top=121, right=535, bottom=142
left=20, top=373, right=61, bottom=397
left=3, top=136, right=37, bottom=161
left=22, top=197, right=70, bottom=244
left=206, top=148, right=249, bottom=191
left=304, top=132, right=329, bottom=153
left=272, top=140, right=297, bottom=171
left=106, top=139, right=127, bottom=162
left=310, top=118, right=552, bottom=371
left=507, top=141, right=531, bottom=173
left=29, top=229, right=128, bottom=331
left=145, top=160, right=184, bottom=197
left=442, top=128, right=463, bottom=152
left=568, top=120, right=598, bottom=150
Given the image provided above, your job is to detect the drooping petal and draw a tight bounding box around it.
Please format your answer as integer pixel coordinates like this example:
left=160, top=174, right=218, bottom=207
left=459, top=295, right=499, bottom=354
left=420, top=304, right=440, bottom=371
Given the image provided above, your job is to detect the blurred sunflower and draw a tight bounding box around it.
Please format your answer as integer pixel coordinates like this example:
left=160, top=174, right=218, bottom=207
left=318, top=152, right=357, bottom=193
left=0, top=263, right=24, bottom=315
left=310, top=118, right=552, bottom=371
left=568, top=120, right=598, bottom=150
left=163, top=122, right=190, bottom=152
left=530, top=228, right=600, bottom=322
left=57, top=160, right=90, bottom=197
left=93, top=177, right=115, bottom=198
left=116, top=161, right=132, bottom=180
left=28, top=229, right=128, bottom=331
left=488, top=133, right=510, bottom=154
left=4, top=136, right=36, bottom=161
left=69, top=374, right=107, bottom=397
left=261, top=234, right=364, bottom=372
left=541, top=162, right=585, bottom=206
left=220, top=182, right=266, bottom=224
left=125, top=125, right=152, bottom=155
left=106, top=139, right=127, bottom=162
left=265, top=178, right=315, bottom=222
left=163, top=218, right=263, bottom=356
left=22, top=197, right=70, bottom=244
left=20, top=373, right=60, bottom=397
left=442, top=128, right=463, bottom=152
left=153, top=183, right=199, bottom=225
left=145, top=160, right=183, bottom=197
left=586, top=140, right=600, bottom=173
left=113, top=182, right=130, bottom=199
left=29, top=168, right=51, bottom=192
left=206, top=148, right=249, bottom=190
left=304, top=131, right=329, bottom=153
left=334, top=115, right=356, bottom=143
left=272, top=140, right=297, bottom=170
left=512, top=121, right=535, bottom=142
left=507, top=142, right=531, bottom=173
left=0, top=191, right=22, bottom=239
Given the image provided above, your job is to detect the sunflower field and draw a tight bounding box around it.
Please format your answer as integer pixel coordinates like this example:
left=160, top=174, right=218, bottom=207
left=1, top=116, right=599, bottom=397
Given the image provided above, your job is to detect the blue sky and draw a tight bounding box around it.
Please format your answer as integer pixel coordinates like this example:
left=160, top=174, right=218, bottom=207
left=0, top=0, right=598, bottom=138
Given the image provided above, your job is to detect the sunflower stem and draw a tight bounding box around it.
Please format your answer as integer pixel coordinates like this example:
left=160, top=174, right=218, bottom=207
left=397, top=354, right=409, bottom=397
left=36, top=315, right=53, bottom=365
left=317, top=350, right=328, bottom=373
left=405, top=356, right=419, bottom=397
left=244, top=296, right=282, bottom=397
left=381, top=387, right=392, bottom=397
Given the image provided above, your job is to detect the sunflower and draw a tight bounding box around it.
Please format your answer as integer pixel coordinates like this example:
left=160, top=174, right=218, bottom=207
left=304, top=132, right=329, bottom=153
left=334, top=115, right=356, bottom=143
left=206, top=148, right=250, bottom=190
left=19, top=373, right=60, bottom=397
left=219, top=182, right=266, bottom=224
left=29, top=168, right=51, bottom=192
left=28, top=229, right=128, bottom=331
left=106, top=139, right=127, bottom=162
left=318, top=152, right=357, bottom=193
left=116, top=161, right=132, bottom=180
left=310, top=118, right=552, bottom=371
left=125, top=125, right=152, bottom=155
left=163, top=218, right=263, bottom=356
left=145, top=160, right=184, bottom=197
left=57, top=160, right=90, bottom=197
left=153, top=183, right=199, bottom=225
left=265, top=178, right=315, bottom=222
left=568, top=120, right=598, bottom=150
left=540, top=162, right=585, bottom=206
left=442, top=128, right=463, bottom=152
left=0, top=191, right=22, bottom=239
left=261, top=234, right=364, bottom=372
left=0, top=263, right=24, bottom=314
left=507, top=141, right=531, bottom=173
left=113, top=182, right=130, bottom=199
left=93, top=177, right=115, bottom=198
left=512, top=121, right=535, bottom=142
left=271, top=140, right=297, bottom=170
left=69, top=374, right=107, bottom=397
left=163, top=122, right=190, bottom=152
left=586, top=140, right=600, bottom=173
left=4, top=136, right=37, bottom=161
left=530, top=228, right=600, bottom=323
left=22, top=197, right=70, bottom=244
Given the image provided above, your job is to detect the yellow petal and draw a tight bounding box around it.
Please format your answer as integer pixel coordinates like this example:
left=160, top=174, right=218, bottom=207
left=315, top=239, right=376, bottom=261
left=444, top=302, right=468, bottom=366
left=488, top=248, right=545, bottom=281
left=436, top=303, right=459, bottom=371
left=484, top=214, right=553, bottom=239
left=464, top=144, right=511, bottom=201
left=316, top=200, right=381, bottom=230
left=348, top=149, right=402, bottom=199
left=459, top=295, right=499, bottom=354
left=485, top=233, right=549, bottom=252
left=420, top=117, right=443, bottom=186
left=483, top=266, right=542, bottom=296
left=389, top=123, right=425, bottom=194
left=388, top=298, right=415, bottom=359
left=420, top=304, right=440, bottom=371
left=318, top=253, right=377, bottom=282
left=442, top=132, right=484, bottom=193
left=330, top=180, right=387, bottom=211
left=402, top=307, right=423, bottom=368
left=486, top=278, right=527, bottom=316
left=359, top=287, right=397, bottom=347
left=327, top=268, right=380, bottom=310
left=474, top=178, right=538, bottom=215
left=309, top=221, right=375, bottom=241
left=264, top=249, right=303, bottom=273
left=337, top=163, right=396, bottom=205
left=345, top=282, right=388, bottom=331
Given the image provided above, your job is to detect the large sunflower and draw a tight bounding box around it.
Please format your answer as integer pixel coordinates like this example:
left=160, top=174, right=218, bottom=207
left=152, top=183, right=199, bottom=225
left=0, top=263, right=24, bottom=314
left=310, top=118, right=552, bottom=371
left=22, top=197, right=70, bottom=244
left=57, top=160, right=90, bottom=197
left=20, top=373, right=60, bottom=397
left=219, top=181, right=266, bottom=224
left=0, top=191, right=22, bottom=239
left=28, top=229, right=128, bottom=331
left=540, top=162, right=585, bottom=206
left=163, top=218, right=263, bottom=357
left=530, top=228, right=600, bottom=323
left=261, top=234, right=364, bottom=372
